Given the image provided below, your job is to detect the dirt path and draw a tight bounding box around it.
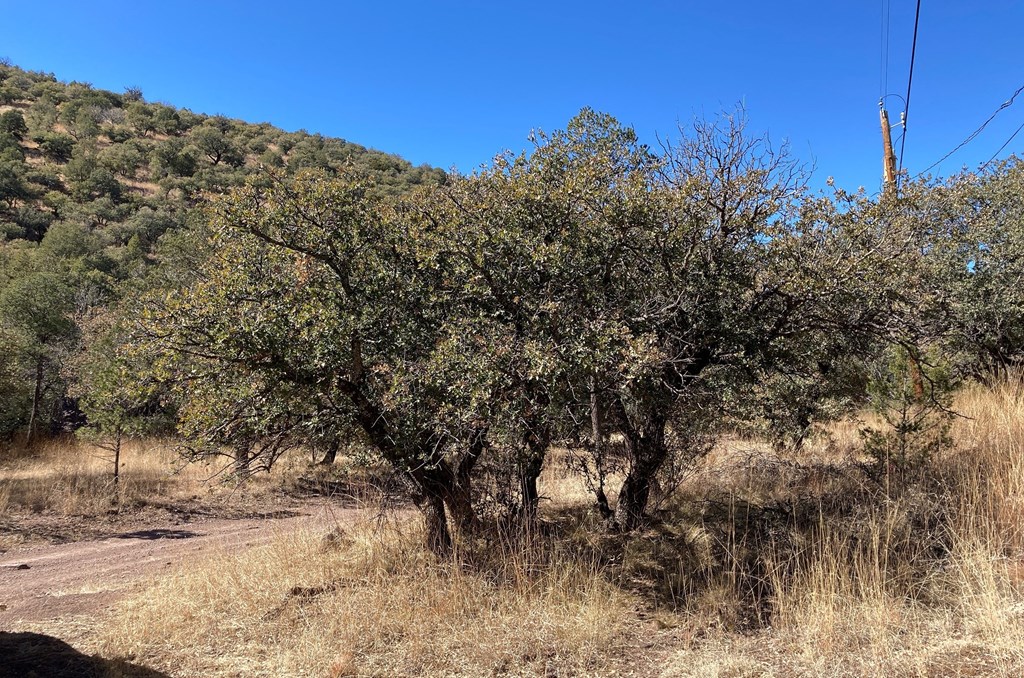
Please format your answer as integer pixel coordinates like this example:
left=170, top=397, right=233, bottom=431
left=0, top=501, right=355, bottom=626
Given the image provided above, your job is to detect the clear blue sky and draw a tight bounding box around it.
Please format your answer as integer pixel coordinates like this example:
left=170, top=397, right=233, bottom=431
left=4, top=1, right=1024, bottom=193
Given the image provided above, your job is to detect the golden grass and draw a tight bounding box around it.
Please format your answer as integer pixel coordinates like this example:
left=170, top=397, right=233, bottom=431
left=660, top=379, right=1024, bottom=677
left=9, top=380, right=1024, bottom=676
left=0, top=437, right=312, bottom=528
left=98, top=519, right=636, bottom=677
left=1, top=437, right=183, bottom=517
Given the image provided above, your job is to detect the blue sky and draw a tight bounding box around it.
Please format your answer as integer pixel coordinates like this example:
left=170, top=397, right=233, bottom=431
left=4, top=1, right=1024, bottom=193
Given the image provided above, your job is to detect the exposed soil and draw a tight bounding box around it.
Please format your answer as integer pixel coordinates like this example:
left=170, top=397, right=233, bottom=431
left=0, top=500, right=354, bottom=627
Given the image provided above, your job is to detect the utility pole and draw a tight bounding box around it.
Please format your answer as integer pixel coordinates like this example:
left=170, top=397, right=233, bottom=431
left=879, top=101, right=898, bottom=188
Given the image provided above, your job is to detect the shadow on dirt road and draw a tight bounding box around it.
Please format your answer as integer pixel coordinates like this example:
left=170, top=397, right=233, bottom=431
left=0, top=631, right=169, bottom=677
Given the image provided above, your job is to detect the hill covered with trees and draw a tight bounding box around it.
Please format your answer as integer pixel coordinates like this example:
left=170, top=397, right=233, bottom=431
left=0, top=61, right=446, bottom=439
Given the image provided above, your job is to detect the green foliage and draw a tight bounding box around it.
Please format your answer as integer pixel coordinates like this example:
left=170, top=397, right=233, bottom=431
left=913, top=160, right=1024, bottom=379
left=0, top=110, right=28, bottom=140
left=135, top=109, right=934, bottom=546
left=0, top=61, right=445, bottom=439
left=9, top=57, right=1024, bottom=550
left=149, top=137, right=197, bottom=178
left=34, top=131, right=75, bottom=162
left=0, top=328, right=32, bottom=434
left=0, top=155, right=30, bottom=208
left=0, top=269, right=79, bottom=438
left=99, top=140, right=145, bottom=178
left=72, top=309, right=172, bottom=440
left=192, top=121, right=244, bottom=167
left=0, top=270, right=76, bottom=345
left=861, top=346, right=954, bottom=485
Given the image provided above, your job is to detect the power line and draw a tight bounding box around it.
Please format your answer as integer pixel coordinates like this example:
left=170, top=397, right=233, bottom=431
left=918, top=82, right=1024, bottom=177
left=981, top=119, right=1024, bottom=170
left=895, top=0, right=922, bottom=189
left=880, top=0, right=891, bottom=99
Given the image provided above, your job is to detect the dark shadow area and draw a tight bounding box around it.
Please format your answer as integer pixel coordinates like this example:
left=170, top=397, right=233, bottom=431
left=113, top=528, right=199, bottom=540
left=289, top=468, right=407, bottom=506
left=0, top=516, right=92, bottom=547
left=0, top=631, right=169, bottom=678
left=148, top=501, right=303, bottom=522
left=479, top=453, right=958, bottom=633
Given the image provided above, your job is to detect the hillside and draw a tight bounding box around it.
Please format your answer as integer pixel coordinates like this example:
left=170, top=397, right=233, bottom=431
left=0, top=61, right=446, bottom=438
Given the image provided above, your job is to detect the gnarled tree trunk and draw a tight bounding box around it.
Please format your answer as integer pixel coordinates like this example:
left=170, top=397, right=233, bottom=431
left=613, top=413, right=668, bottom=532
left=418, top=492, right=451, bottom=554
left=518, top=420, right=550, bottom=518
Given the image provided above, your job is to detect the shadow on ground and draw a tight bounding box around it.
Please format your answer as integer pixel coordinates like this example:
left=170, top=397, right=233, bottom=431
left=0, top=631, right=168, bottom=678
left=114, top=529, right=199, bottom=540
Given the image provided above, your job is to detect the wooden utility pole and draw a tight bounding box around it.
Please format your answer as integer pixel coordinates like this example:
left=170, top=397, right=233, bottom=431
left=880, top=103, right=898, bottom=188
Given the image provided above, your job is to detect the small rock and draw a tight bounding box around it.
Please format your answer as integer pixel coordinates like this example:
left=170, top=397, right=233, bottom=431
left=15, top=564, right=29, bottom=570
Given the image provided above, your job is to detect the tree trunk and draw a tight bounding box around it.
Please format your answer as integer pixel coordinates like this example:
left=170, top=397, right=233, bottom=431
left=420, top=493, right=451, bottom=555
left=590, top=384, right=613, bottom=520
left=409, top=460, right=478, bottom=555
left=443, top=481, right=478, bottom=538
left=518, top=452, right=544, bottom=518
left=518, top=421, right=550, bottom=518
left=614, top=415, right=668, bottom=532
left=113, top=432, right=121, bottom=486
left=318, top=441, right=339, bottom=465
left=26, top=356, right=44, bottom=445
left=342, top=378, right=483, bottom=553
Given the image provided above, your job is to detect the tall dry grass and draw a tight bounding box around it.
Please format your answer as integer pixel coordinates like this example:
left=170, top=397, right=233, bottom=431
left=0, top=437, right=317, bottom=551
left=662, top=378, right=1024, bottom=676
left=18, top=380, right=1024, bottom=676
left=98, top=518, right=636, bottom=677
left=0, top=437, right=203, bottom=517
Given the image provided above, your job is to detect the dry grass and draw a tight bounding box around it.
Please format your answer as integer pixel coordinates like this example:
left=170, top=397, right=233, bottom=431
left=0, top=437, right=321, bottom=550
left=9, top=380, right=1024, bottom=676
left=660, top=379, right=1024, bottom=676
left=1, top=437, right=204, bottom=517
left=0, top=437, right=310, bottom=516
left=97, top=519, right=636, bottom=677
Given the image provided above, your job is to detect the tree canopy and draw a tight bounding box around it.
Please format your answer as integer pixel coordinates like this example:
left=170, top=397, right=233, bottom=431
left=132, top=109, right=952, bottom=549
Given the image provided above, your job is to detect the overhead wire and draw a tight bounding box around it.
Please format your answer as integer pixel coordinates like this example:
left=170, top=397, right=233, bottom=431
left=917, top=82, right=1024, bottom=177
left=981, top=120, right=1024, bottom=170
left=880, top=0, right=890, bottom=100
left=895, top=0, right=922, bottom=189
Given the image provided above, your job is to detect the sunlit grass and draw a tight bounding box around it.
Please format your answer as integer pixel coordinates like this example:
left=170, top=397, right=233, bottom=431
left=9, top=380, right=1024, bottom=676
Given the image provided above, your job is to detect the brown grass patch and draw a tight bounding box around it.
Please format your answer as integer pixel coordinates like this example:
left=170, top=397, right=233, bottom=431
left=8, top=381, right=1024, bottom=676
left=0, top=437, right=323, bottom=550
left=98, top=519, right=637, bottom=677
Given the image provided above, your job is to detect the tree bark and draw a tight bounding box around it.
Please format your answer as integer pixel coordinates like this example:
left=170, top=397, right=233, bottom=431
left=419, top=492, right=451, bottom=555
left=26, top=356, right=44, bottom=445
left=590, top=384, right=613, bottom=520
left=318, top=441, right=339, bottom=465
left=113, top=432, right=121, bottom=486
left=613, top=414, right=668, bottom=532
left=341, top=378, right=484, bottom=552
left=443, top=480, right=477, bottom=538
left=518, top=451, right=544, bottom=518
left=408, top=455, right=478, bottom=554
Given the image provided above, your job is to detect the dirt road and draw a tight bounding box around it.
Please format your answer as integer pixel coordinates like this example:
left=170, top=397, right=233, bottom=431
left=0, top=502, right=350, bottom=626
